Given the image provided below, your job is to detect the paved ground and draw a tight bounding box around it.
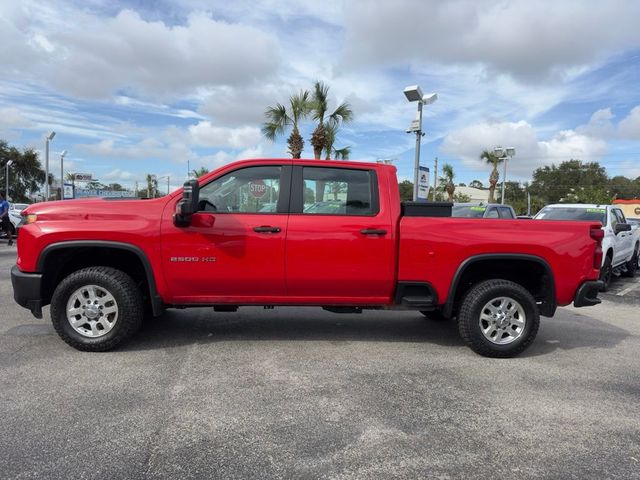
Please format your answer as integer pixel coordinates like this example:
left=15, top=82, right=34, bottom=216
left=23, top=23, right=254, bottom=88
left=1, top=242, right=639, bottom=479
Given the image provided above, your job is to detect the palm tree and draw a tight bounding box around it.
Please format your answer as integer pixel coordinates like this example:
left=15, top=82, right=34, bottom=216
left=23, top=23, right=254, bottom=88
left=146, top=174, right=158, bottom=198
left=191, top=167, right=209, bottom=178
left=333, top=146, right=351, bottom=160
left=309, top=81, right=353, bottom=160
left=262, top=90, right=311, bottom=158
left=480, top=150, right=503, bottom=202
left=441, top=163, right=456, bottom=202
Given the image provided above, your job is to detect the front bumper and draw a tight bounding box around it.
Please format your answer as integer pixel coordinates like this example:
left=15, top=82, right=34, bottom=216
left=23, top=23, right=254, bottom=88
left=573, top=280, right=603, bottom=308
left=11, top=265, right=44, bottom=319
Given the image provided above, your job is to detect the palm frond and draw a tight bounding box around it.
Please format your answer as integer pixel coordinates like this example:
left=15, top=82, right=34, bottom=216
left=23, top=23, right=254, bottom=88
left=323, top=122, right=337, bottom=159
left=480, top=150, right=501, bottom=167
left=289, top=90, right=311, bottom=126
left=262, top=103, right=290, bottom=141
left=333, top=146, right=351, bottom=160
left=328, top=102, right=354, bottom=125
left=311, top=81, right=330, bottom=122
left=442, top=163, right=455, bottom=181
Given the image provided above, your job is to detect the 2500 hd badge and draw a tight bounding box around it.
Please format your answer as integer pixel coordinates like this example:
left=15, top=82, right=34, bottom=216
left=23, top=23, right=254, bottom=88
left=170, top=256, right=216, bottom=262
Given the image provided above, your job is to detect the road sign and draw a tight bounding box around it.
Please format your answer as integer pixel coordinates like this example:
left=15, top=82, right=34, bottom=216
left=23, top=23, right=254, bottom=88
left=249, top=180, right=267, bottom=198
left=417, top=166, right=430, bottom=201
left=63, top=183, right=74, bottom=199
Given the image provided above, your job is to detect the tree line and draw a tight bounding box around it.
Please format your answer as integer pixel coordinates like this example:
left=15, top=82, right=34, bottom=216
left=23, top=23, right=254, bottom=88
left=398, top=156, right=640, bottom=215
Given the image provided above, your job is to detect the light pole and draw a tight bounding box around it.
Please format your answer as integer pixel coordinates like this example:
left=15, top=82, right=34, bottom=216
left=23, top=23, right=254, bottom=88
left=404, top=85, right=437, bottom=201
left=157, top=175, right=171, bottom=195
left=44, top=131, right=56, bottom=201
left=5, top=160, right=13, bottom=199
left=60, top=150, right=67, bottom=200
left=494, top=146, right=515, bottom=204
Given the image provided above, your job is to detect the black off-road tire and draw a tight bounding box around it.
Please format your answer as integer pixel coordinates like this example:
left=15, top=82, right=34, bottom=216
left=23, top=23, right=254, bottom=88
left=622, top=246, right=638, bottom=278
left=420, top=310, right=450, bottom=321
left=457, top=279, right=540, bottom=358
left=50, top=267, right=143, bottom=352
left=599, top=254, right=613, bottom=291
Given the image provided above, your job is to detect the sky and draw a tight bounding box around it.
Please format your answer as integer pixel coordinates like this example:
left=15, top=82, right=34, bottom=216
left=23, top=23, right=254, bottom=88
left=1, top=0, right=640, bottom=193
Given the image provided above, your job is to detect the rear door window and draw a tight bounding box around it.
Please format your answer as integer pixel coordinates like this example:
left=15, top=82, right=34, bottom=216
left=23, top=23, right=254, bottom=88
left=295, top=167, right=378, bottom=216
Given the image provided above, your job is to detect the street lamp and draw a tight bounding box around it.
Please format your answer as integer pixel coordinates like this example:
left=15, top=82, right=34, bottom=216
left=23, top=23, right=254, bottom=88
left=44, top=131, right=56, bottom=201
left=5, top=160, right=13, bottom=200
left=494, top=146, right=516, bottom=204
left=156, top=175, right=171, bottom=195
left=404, top=85, right=438, bottom=201
left=60, top=150, right=67, bottom=200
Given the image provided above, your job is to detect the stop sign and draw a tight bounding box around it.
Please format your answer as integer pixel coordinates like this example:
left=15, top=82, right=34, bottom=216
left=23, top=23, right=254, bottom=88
left=249, top=179, right=267, bottom=198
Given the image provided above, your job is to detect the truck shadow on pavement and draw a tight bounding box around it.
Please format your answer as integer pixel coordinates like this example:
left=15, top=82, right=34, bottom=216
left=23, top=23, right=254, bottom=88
left=116, top=307, right=630, bottom=358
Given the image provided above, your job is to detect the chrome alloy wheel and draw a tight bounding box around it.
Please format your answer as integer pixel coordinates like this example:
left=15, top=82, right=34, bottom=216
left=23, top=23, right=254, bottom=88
left=479, top=296, right=526, bottom=345
left=66, top=285, right=118, bottom=338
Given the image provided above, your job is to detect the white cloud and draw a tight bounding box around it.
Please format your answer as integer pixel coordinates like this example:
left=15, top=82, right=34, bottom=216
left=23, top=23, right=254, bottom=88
left=574, top=105, right=640, bottom=140
left=343, top=0, right=640, bottom=82
left=102, top=169, right=137, bottom=182
left=576, top=108, right=616, bottom=138
left=0, top=106, right=31, bottom=130
left=619, top=106, right=640, bottom=139
left=77, top=138, right=196, bottom=163
left=188, top=122, right=262, bottom=149
left=0, top=5, right=281, bottom=98
left=441, top=120, right=607, bottom=178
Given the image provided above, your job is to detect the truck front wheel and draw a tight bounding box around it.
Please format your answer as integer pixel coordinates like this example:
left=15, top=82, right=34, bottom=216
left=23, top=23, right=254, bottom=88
left=50, top=267, right=143, bottom=351
left=457, top=280, right=540, bottom=358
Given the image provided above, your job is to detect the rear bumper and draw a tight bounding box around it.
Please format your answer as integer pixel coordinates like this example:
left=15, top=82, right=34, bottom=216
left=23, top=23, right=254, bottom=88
left=573, top=280, right=603, bottom=308
left=11, top=265, right=43, bottom=319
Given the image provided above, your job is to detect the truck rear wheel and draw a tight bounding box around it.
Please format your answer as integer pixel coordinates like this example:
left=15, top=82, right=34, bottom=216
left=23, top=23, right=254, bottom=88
left=457, top=279, right=539, bottom=358
left=50, top=267, right=143, bottom=351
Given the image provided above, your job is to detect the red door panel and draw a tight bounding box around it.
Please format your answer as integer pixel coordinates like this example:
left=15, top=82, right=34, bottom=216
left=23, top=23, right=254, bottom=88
left=161, top=212, right=287, bottom=302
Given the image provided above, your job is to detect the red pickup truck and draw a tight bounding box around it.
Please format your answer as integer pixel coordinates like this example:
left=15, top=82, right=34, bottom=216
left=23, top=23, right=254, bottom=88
left=12, top=159, right=603, bottom=357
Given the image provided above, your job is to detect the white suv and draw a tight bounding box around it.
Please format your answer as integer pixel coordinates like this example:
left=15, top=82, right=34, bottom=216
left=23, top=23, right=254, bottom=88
left=534, top=204, right=640, bottom=290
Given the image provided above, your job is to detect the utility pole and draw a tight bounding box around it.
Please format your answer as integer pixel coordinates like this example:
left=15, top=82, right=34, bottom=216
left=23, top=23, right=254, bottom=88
left=433, top=157, right=438, bottom=201
left=167, top=176, right=170, bottom=195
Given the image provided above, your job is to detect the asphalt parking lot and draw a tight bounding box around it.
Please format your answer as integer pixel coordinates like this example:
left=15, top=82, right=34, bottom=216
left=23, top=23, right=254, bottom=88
left=1, top=243, right=639, bottom=480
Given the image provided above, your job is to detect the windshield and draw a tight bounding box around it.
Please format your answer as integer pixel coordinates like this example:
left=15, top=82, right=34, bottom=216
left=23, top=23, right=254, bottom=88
left=452, top=205, right=486, bottom=218
left=534, top=207, right=606, bottom=224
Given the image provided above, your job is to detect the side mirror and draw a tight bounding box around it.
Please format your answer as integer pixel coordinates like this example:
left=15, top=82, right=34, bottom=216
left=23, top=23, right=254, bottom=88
left=173, top=179, right=199, bottom=227
left=615, top=223, right=631, bottom=234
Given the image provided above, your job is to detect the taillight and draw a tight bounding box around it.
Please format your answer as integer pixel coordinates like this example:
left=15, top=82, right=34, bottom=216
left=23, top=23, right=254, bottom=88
left=590, top=225, right=604, bottom=269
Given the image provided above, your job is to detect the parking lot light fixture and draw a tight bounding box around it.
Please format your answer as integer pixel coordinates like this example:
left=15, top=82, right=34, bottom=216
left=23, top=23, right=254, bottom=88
left=45, top=131, right=56, bottom=201
left=404, top=85, right=438, bottom=201
left=494, top=146, right=516, bottom=204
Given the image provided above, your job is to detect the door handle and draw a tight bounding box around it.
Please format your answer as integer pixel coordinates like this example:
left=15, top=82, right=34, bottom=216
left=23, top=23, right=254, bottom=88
left=360, top=228, right=387, bottom=235
left=253, top=226, right=281, bottom=233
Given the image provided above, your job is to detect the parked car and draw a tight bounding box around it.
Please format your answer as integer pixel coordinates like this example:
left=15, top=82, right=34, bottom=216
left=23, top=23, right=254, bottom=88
left=452, top=203, right=517, bottom=219
left=13, top=159, right=604, bottom=357
left=533, top=204, right=640, bottom=289
left=10, top=203, right=30, bottom=213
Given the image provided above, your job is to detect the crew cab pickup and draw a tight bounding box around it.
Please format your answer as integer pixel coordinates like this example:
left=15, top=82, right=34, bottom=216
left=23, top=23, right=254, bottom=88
left=12, top=159, right=604, bottom=357
left=534, top=204, right=640, bottom=290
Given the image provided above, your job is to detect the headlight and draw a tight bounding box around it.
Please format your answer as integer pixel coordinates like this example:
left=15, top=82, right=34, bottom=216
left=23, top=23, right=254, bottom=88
left=24, top=214, right=38, bottom=224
